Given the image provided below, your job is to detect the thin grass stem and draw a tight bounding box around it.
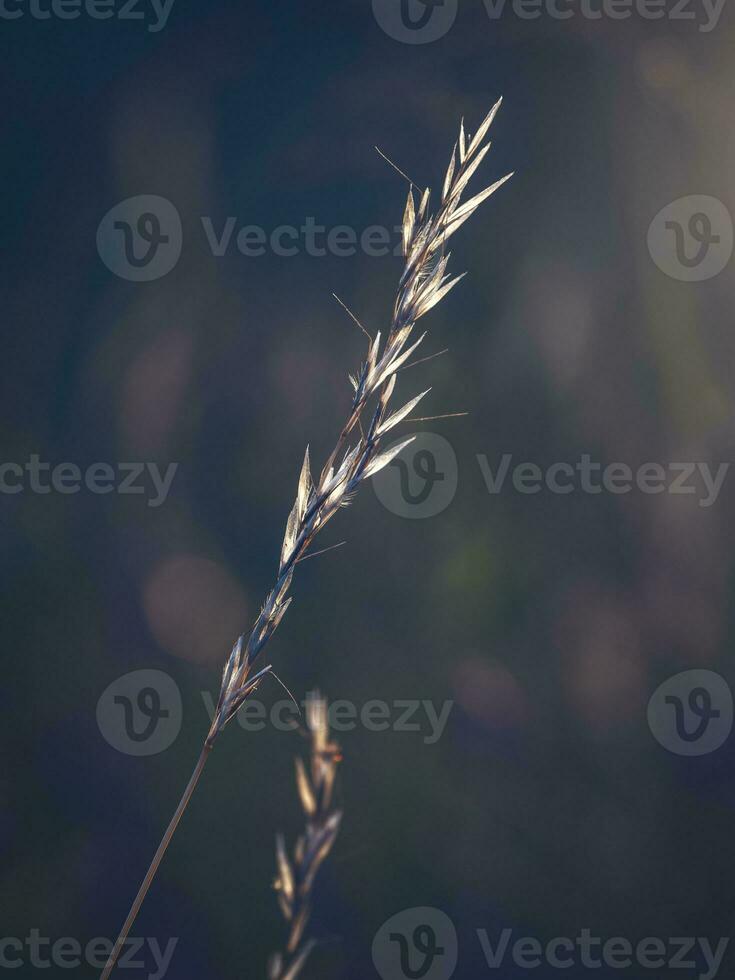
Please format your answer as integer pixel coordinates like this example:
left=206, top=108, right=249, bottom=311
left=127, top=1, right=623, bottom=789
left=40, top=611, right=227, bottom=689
left=100, top=744, right=212, bottom=980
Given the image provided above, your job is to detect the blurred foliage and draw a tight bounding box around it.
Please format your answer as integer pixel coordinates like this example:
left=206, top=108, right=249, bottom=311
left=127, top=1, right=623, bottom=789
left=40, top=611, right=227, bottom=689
left=2, top=2, right=735, bottom=978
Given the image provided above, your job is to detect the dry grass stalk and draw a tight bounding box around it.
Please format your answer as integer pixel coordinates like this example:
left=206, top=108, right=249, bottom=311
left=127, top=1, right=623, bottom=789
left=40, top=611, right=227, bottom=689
left=101, top=101, right=511, bottom=979
left=269, top=693, right=342, bottom=980
left=208, top=96, right=511, bottom=741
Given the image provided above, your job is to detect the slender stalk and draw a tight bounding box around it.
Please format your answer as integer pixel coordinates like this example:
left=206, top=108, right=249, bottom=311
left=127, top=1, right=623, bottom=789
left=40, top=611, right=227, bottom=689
left=99, top=102, right=510, bottom=979
left=100, top=743, right=212, bottom=980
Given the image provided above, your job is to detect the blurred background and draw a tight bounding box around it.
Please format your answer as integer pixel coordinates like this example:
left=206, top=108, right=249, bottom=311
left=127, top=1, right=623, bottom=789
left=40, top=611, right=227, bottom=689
left=3, top=1, right=735, bottom=977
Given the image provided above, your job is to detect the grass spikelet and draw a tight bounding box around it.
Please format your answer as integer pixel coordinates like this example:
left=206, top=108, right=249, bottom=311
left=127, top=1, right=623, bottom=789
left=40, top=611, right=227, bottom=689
left=269, top=693, right=342, bottom=980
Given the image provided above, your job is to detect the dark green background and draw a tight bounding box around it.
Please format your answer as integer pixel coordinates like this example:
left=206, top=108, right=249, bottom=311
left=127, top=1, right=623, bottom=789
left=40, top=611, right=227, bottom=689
left=2, top=1, right=735, bottom=977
